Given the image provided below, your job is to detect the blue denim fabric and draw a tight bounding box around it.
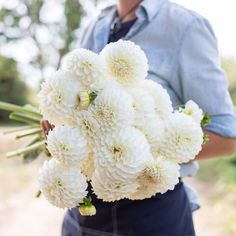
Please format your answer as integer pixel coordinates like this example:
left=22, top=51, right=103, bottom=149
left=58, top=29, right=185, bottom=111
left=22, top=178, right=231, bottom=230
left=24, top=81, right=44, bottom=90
left=62, top=182, right=195, bottom=236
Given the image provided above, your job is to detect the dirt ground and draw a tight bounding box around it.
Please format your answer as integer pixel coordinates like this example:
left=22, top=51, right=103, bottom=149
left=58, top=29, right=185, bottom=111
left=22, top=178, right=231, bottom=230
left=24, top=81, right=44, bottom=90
left=0, top=130, right=235, bottom=236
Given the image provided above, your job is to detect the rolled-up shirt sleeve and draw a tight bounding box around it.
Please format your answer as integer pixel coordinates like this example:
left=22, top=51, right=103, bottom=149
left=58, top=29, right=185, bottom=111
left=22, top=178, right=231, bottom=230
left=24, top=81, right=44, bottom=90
left=205, top=113, right=236, bottom=138
left=172, top=17, right=236, bottom=138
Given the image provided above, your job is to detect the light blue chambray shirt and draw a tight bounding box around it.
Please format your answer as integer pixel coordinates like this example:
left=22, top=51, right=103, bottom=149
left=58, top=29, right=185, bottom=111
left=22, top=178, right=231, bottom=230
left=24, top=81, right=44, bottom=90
left=79, top=0, right=236, bottom=210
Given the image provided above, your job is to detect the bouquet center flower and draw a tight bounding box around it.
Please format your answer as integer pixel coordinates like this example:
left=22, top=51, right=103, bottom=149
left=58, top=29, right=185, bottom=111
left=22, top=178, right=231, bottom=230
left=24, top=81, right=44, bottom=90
left=110, top=58, right=130, bottom=79
left=111, top=146, right=123, bottom=161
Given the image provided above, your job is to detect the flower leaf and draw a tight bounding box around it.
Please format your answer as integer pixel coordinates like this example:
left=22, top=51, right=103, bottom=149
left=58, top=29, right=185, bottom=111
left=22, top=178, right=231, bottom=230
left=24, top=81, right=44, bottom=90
left=201, top=113, right=211, bottom=127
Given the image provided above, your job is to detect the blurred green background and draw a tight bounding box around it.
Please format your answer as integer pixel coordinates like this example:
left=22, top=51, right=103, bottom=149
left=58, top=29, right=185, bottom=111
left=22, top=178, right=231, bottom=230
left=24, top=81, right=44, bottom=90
left=0, top=0, right=235, bottom=236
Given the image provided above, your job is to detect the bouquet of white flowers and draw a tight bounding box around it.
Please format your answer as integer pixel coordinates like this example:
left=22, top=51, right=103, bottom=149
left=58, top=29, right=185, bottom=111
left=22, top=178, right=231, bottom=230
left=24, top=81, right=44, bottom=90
left=0, top=40, right=210, bottom=216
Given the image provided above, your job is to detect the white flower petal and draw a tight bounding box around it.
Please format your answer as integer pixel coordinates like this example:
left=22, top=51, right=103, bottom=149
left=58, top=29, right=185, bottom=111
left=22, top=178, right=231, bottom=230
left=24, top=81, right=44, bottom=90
left=100, top=40, right=148, bottom=87
left=38, top=70, right=82, bottom=125
left=94, top=127, right=152, bottom=182
left=74, top=110, right=100, bottom=142
left=91, top=169, right=138, bottom=202
left=62, top=48, right=106, bottom=91
left=130, top=157, right=180, bottom=199
left=39, top=158, right=88, bottom=209
left=141, top=79, right=173, bottom=119
left=127, top=87, right=156, bottom=127
left=47, top=125, right=89, bottom=167
left=80, top=153, right=95, bottom=180
left=90, top=85, right=134, bottom=132
left=136, top=115, right=165, bottom=156
left=160, top=112, right=203, bottom=163
left=183, top=100, right=203, bottom=124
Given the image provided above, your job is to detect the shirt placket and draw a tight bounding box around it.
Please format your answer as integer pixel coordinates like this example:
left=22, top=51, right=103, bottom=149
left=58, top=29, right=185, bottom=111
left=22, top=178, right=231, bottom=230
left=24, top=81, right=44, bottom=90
left=123, top=8, right=148, bottom=41
left=93, top=9, right=116, bottom=52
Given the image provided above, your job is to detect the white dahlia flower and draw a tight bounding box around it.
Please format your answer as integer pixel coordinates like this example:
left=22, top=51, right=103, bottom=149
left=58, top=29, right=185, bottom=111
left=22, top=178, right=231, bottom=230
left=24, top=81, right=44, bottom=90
left=130, top=157, right=180, bottom=199
left=141, top=80, right=173, bottom=119
left=39, top=158, right=88, bottom=209
left=136, top=115, right=165, bottom=154
left=38, top=70, right=83, bottom=125
left=80, top=153, right=95, bottom=180
left=47, top=125, right=89, bottom=167
left=94, top=127, right=152, bottom=182
left=128, top=88, right=156, bottom=127
left=62, top=48, right=106, bottom=91
left=100, top=40, right=148, bottom=87
left=160, top=112, right=203, bottom=163
left=90, top=85, right=134, bottom=132
left=74, top=110, right=100, bottom=142
left=91, top=170, right=138, bottom=202
left=182, top=100, right=203, bottom=124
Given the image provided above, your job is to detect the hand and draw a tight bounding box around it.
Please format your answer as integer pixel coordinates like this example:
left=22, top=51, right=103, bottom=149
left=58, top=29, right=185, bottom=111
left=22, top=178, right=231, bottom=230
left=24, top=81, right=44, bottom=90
left=40, top=120, right=55, bottom=136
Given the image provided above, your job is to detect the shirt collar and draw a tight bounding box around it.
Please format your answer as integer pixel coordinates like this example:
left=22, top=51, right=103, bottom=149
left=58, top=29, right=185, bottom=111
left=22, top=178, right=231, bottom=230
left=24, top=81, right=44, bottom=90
left=99, top=0, right=168, bottom=23
left=138, top=0, right=168, bottom=22
left=94, top=0, right=168, bottom=51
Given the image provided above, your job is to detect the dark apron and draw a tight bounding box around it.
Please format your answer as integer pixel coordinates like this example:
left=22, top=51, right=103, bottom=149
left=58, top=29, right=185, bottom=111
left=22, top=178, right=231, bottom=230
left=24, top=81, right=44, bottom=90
left=61, top=181, right=195, bottom=236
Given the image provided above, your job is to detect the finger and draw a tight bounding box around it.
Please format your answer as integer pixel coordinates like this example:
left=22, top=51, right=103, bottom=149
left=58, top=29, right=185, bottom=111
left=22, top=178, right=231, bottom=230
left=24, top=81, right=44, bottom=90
left=46, top=121, right=54, bottom=132
left=44, top=120, right=51, bottom=135
left=40, top=120, right=46, bottom=133
left=42, top=120, right=49, bottom=135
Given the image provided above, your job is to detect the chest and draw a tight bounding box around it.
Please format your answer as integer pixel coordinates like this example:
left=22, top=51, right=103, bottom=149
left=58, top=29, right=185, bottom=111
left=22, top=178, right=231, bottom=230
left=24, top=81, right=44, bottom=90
left=82, top=19, right=182, bottom=105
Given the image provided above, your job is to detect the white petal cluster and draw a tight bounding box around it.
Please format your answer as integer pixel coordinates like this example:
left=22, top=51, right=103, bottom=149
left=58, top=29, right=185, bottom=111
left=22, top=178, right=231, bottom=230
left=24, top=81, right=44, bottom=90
left=94, top=127, right=152, bottom=181
left=130, top=157, right=180, bottom=199
left=37, top=40, right=206, bottom=207
left=46, top=125, right=89, bottom=167
left=100, top=40, right=148, bottom=87
left=141, top=80, right=173, bottom=119
left=62, top=48, right=106, bottom=91
left=160, top=112, right=203, bottom=163
left=74, top=110, right=100, bottom=142
left=128, top=87, right=155, bottom=127
left=38, top=70, right=82, bottom=125
left=39, top=158, right=88, bottom=209
left=91, top=170, right=138, bottom=202
left=80, top=153, right=95, bottom=180
left=136, top=115, right=165, bottom=155
left=182, top=100, right=203, bottom=124
left=90, top=85, right=134, bottom=132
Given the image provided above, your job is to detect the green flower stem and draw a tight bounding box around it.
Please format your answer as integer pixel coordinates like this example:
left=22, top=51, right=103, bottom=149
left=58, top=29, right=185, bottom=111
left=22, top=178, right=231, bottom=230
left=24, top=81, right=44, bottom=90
left=3, top=125, right=41, bottom=134
left=24, top=104, right=40, bottom=113
left=9, top=114, right=37, bottom=124
left=25, top=136, right=43, bottom=147
left=9, top=113, right=40, bottom=124
left=6, top=140, right=45, bottom=158
left=12, top=111, right=41, bottom=122
left=16, top=128, right=43, bottom=139
left=0, top=101, right=42, bottom=119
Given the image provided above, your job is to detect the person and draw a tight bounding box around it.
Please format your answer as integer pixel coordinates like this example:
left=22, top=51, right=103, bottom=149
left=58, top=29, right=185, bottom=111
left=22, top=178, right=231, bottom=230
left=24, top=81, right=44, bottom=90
left=42, top=0, right=236, bottom=235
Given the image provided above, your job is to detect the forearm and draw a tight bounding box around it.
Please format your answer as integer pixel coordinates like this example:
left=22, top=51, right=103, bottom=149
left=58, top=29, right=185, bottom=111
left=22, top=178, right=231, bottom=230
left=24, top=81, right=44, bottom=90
left=196, top=131, right=236, bottom=160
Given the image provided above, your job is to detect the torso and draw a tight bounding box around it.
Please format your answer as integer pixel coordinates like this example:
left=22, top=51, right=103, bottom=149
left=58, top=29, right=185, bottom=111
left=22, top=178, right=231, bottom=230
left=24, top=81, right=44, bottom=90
left=79, top=0, right=202, bottom=107
left=61, top=2, right=203, bottom=235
